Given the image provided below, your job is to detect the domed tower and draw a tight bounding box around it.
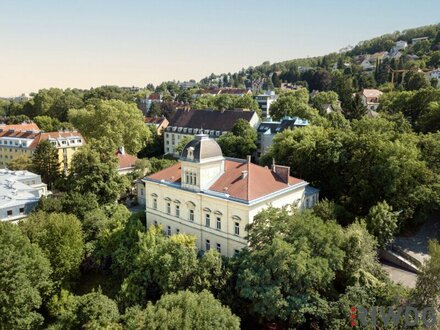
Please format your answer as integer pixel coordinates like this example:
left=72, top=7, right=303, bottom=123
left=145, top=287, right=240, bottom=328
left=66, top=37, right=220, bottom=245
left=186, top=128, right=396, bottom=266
left=180, top=134, right=224, bottom=192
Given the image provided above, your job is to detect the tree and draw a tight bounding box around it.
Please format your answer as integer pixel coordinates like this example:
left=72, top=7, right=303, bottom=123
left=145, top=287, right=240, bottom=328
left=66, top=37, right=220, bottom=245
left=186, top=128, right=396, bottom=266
left=310, top=68, right=332, bottom=91
left=48, top=290, right=120, bottom=329
left=413, top=240, right=440, bottom=307
left=271, top=72, right=281, bottom=87
left=218, top=119, right=257, bottom=158
left=366, top=201, right=399, bottom=248
left=236, top=208, right=345, bottom=327
left=0, top=222, right=52, bottom=329
left=404, top=71, right=430, bottom=91
left=120, top=227, right=199, bottom=305
left=417, top=101, right=440, bottom=133
left=68, top=99, right=151, bottom=154
left=344, top=94, right=367, bottom=120
left=269, top=89, right=319, bottom=120
left=311, top=91, right=341, bottom=114
left=148, top=157, right=178, bottom=174
left=31, top=140, right=61, bottom=189
left=19, top=211, right=84, bottom=287
left=176, top=136, right=193, bottom=154
left=68, top=143, right=128, bottom=204
left=123, top=290, right=240, bottom=330
left=8, top=154, right=32, bottom=170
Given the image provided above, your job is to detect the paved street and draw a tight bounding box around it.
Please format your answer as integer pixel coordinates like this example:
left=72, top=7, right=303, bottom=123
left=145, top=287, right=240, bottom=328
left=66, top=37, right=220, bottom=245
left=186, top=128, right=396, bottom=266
left=381, top=261, right=417, bottom=288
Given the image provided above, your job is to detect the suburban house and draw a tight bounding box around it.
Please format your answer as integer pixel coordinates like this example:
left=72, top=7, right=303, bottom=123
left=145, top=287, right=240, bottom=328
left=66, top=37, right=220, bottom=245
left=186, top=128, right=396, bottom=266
left=360, top=57, right=375, bottom=71
left=412, top=36, right=429, bottom=44
left=116, top=147, right=138, bottom=175
left=0, top=170, right=48, bottom=223
left=139, top=93, right=163, bottom=114
left=141, top=134, right=319, bottom=256
left=253, top=91, right=277, bottom=118
left=360, top=89, right=383, bottom=110
left=144, top=116, right=169, bottom=135
left=0, top=126, right=84, bottom=174
left=429, top=68, right=440, bottom=81
left=256, top=117, right=309, bottom=158
left=164, top=108, right=259, bottom=156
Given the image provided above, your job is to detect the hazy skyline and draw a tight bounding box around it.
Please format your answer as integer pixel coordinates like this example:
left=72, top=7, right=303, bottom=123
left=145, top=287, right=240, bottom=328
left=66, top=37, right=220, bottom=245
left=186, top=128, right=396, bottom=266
left=1, top=0, right=439, bottom=97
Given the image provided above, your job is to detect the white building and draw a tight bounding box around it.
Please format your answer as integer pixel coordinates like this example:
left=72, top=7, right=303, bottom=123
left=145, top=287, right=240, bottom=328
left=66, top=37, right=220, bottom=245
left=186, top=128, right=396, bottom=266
left=164, top=109, right=259, bottom=157
left=0, top=170, right=48, bottom=223
left=256, top=117, right=309, bottom=158
left=142, top=134, right=319, bottom=256
left=253, top=91, right=277, bottom=118
left=412, top=37, right=429, bottom=45
left=429, top=69, right=440, bottom=81
left=360, top=89, right=383, bottom=111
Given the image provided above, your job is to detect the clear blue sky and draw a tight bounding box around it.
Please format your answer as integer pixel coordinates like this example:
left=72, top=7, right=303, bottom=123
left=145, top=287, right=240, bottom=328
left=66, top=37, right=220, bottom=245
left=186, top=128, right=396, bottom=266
left=1, top=0, right=439, bottom=96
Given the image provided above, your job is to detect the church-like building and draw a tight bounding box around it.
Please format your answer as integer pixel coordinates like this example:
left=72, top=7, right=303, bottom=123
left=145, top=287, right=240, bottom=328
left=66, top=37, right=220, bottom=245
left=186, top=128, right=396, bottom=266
left=141, top=134, right=319, bottom=256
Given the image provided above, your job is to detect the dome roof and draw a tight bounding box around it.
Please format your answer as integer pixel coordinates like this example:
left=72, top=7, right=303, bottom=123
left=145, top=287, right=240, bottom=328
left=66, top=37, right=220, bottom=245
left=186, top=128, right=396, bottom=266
left=180, top=134, right=223, bottom=162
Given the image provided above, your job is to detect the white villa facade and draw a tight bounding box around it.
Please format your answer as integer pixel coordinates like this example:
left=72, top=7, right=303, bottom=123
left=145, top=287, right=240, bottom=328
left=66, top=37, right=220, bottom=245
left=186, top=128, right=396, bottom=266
left=142, top=134, right=318, bottom=256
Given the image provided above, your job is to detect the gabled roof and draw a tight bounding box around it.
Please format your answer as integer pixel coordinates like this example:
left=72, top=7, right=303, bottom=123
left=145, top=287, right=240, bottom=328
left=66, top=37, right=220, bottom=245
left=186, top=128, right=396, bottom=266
left=144, top=117, right=167, bottom=125
left=168, top=109, right=257, bottom=132
left=117, top=153, right=138, bottom=170
left=146, top=159, right=305, bottom=202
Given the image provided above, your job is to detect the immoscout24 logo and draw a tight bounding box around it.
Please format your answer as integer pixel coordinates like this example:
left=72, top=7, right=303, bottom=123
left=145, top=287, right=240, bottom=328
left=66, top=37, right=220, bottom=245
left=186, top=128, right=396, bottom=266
left=350, top=306, right=437, bottom=327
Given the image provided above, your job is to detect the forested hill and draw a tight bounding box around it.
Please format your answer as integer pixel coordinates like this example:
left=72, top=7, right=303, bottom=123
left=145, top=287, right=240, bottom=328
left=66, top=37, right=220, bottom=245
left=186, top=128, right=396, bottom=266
left=199, top=23, right=440, bottom=91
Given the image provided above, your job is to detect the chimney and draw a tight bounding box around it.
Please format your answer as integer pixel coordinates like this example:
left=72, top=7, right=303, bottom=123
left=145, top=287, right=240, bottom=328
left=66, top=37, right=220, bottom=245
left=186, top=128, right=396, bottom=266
left=272, top=164, right=290, bottom=184
left=247, top=155, right=251, bottom=163
left=119, top=146, right=125, bottom=155
left=241, top=170, right=248, bottom=179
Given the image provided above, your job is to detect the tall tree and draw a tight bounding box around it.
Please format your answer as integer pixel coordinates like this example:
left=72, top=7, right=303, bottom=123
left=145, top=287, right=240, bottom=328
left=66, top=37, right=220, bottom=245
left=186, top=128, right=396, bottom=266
left=68, top=99, right=151, bottom=154
left=19, top=212, right=85, bottom=287
left=0, top=222, right=52, bottom=329
left=344, top=94, right=367, bottom=120
left=217, top=119, right=257, bottom=158
left=123, top=290, right=240, bottom=330
left=31, top=140, right=61, bottom=189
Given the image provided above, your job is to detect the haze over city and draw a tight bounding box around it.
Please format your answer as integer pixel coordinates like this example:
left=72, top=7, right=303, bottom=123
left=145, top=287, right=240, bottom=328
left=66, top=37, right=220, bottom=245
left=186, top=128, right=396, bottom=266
left=2, top=0, right=440, bottom=96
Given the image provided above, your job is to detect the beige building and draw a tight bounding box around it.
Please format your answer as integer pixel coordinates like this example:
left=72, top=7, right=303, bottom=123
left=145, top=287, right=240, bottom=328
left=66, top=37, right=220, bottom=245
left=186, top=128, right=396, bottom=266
left=0, top=125, right=84, bottom=174
left=360, top=89, right=383, bottom=111
left=164, top=108, right=259, bottom=156
left=142, top=134, right=318, bottom=257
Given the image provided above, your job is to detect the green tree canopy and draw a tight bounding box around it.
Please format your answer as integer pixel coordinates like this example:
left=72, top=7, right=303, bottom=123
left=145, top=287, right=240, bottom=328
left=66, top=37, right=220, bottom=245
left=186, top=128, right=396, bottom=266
left=217, top=119, right=257, bottom=158
left=19, top=211, right=84, bottom=287
left=31, top=140, right=61, bottom=189
left=68, top=99, right=151, bottom=154
left=0, top=222, right=52, bottom=329
left=123, top=290, right=240, bottom=330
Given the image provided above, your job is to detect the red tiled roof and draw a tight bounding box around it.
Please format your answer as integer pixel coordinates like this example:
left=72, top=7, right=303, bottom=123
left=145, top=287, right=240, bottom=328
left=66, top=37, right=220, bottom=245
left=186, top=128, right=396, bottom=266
left=147, top=159, right=305, bottom=202
left=117, top=152, right=138, bottom=170
left=145, top=117, right=166, bottom=125
left=361, top=89, right=382, bottom=99
left=148, top=93, right=161, bottom=100
left=0, top=123, right=40, bottom=131
left=0, top=129, right=40, bottom=139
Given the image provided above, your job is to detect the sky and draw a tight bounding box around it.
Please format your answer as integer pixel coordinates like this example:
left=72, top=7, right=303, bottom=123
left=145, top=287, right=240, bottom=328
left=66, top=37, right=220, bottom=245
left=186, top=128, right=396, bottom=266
left=1, top=0, right=439, bottom=97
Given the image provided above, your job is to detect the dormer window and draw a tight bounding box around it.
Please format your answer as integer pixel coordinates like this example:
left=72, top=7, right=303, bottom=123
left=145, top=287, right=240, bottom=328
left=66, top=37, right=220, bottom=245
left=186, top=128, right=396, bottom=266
left=187, top=146, right=194, bottom=160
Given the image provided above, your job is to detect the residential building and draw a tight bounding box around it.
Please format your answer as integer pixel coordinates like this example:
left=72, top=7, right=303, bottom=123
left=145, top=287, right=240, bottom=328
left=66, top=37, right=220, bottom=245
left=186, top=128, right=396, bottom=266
left=429, top=68, right=440, bottom=81
left=360, top=89, right=383, bottom=111
left=394, top=40, right=408, bottom=51
left=253, top=91, right=277, bottom=118
left=412, top=36, right=429, bottom=44
left=257, top=117, right=309, bottom=158
left=144, top=116, right=169, bottom=135
left=0, top=122, right=40, bottom=131
left=142, top=134, right=319, bottom=256
left=116, top=147, right=138, bottom=175
left=360, top=57, right=375, bottom=71
left=0, top=128, right=84, bottom=174
left=139, top=93, right=163, bottom=113
left=164, top=109, right=259, bottom=156
left=0, top=170, right=48, bottom=223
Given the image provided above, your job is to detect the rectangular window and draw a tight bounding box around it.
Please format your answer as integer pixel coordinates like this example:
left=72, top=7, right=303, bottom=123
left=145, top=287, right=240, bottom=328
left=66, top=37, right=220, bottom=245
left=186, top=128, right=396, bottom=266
left=19, top=207, right=25, bottom=214
left=206, top=239, right=211, bottom=251
left=167, top=226, right=171, bottom=236
left=205, top=214, right=210, bottom=227
left=7, top=210, right=13, bottom=216
left=216, top=217, right=221, bottom=230
left=153, top=198, right=157, bottom=209
left=216, top=243, right=221, bottom=253
left=234, top=222, right=240, bottom=236
left=189, top=209, right=194, bottom=222
left=175, top=205, right=180, bottom=217
left=166, top=203, right=171, bottom=214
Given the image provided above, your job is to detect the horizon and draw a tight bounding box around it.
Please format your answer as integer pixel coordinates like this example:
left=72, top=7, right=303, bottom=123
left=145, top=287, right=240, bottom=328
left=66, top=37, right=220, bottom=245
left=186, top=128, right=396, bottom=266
left=1, top=0, right=440, bottom=97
